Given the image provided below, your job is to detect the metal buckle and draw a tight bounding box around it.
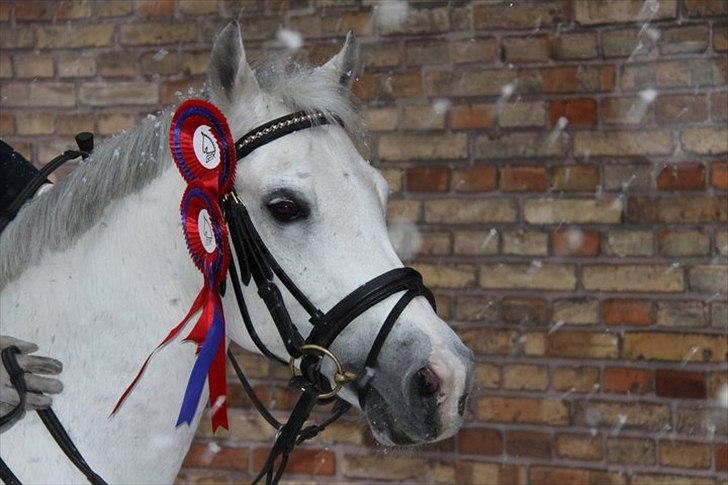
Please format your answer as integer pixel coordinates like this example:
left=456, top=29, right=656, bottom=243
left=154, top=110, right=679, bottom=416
left=289, top=344, right=358, bottom=400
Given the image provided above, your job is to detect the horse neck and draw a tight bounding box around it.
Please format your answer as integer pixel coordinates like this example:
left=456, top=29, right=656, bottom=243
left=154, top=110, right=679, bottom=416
left=1, top=165, right=211, bottom=482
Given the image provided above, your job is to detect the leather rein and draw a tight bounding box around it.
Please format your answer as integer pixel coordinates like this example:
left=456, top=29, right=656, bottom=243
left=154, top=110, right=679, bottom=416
left=0, top=110, right=435, bottom=485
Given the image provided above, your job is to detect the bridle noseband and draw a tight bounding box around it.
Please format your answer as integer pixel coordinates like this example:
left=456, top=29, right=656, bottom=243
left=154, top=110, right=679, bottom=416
left=0, top=110, right=435, bottom=485
left=222, top=110, right=435, bottom=484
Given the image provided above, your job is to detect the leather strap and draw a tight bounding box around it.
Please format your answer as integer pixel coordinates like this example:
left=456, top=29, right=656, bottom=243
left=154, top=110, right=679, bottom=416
left=0, top=150, right=82, bottom=234
left=224, top=196, right=305, bottom=358
left=0, top=347, right=107, bottom=485
left=0, top=347, right=25, bottom=484
left=306, top=268, right=435, bottom=347
left=0, top=346, right=25, bottom=430
left=236, top=111, right=335, bottom=160
left=357, top=290, right=419, bottom=408
left=251, top=387, right=317, bottom=485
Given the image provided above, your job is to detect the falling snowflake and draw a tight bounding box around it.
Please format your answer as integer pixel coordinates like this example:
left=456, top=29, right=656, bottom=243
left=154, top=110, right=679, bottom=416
left=152, top=48, right=168, bottom=61
left=717, top=384, right=728, bottom=408
left=371, top=0, right=409, bottom=31
left=432, top=98, right=451, bottom=115
left=610, top=414, right=628, bottom=436
left=388, top=220, right=422, bottom=262
left=276, top=29, right=303, bottom=51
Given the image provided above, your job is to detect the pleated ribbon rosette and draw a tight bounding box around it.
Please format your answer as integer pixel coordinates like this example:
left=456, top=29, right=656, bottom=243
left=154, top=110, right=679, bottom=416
left=113, top=99, right=237, bottom=431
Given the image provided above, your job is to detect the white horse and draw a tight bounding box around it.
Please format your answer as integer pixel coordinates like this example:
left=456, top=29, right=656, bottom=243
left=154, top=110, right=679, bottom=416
left=0, top=22, right=473, bottom=483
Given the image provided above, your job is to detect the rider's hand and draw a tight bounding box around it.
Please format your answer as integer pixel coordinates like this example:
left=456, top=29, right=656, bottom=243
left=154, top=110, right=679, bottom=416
left=0, top=335, right=63, bottom=432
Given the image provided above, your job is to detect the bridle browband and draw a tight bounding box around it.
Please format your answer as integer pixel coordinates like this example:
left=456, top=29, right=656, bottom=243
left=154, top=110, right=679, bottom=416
left=0, top=110, right=435, bottom=485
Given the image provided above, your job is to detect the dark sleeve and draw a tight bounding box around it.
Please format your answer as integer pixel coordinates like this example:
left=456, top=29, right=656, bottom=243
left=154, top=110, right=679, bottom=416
left=0, top=139, right=42, bottom=213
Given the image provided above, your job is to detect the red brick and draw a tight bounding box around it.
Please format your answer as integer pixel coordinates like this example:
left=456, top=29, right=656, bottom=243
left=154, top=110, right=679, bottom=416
left=655, top=369, right=707, bottom=399
left=713, top=162, right=728, bottom=189
left=0, top=113, right=14, bottom=135
left=502, top=298, right=549, bottom=325
left=716, top=443, right=728, bottom=472
left=405, top=166, right=449, bottom=192
left=474, top=2, right=567, bottom=30
left=555, top=434, right=603, bottom=460
left=684, top=0, right=728, bottom=16
left=136, top=0, right=175, bottom=16
left=603, top=300, right=652, bottom=326
left=623, top=332, right=726, bottom=363
left=549, top=98, right=597, bottom=126
left=253, top=448, right=335, bottom=476
left=353, top=74, right=377, bottom=101
left=544, top=332, right=618, bottom=359
left=713, top=92, right=728, bottom=119
left=541, top=66, right=614, bottom=93
left=655, top=94, right=708, bottom=124
left=502, top=35, right=550, bottom=63
left=531, top=467, right=624, bottom=485
left=458, top=427, right=503, bottom=455
left=183, top=443, right=249, bottom=470
left=500, top=166, right=548, bottom=192
left=659, top=441, right=712, bottom=469
left=388, top=72, right=421, bottom=98
left=604, top=367, right=651, bottom=394
left=15, top=1, right=51, bottom=20
left=628, top=196, right=727, bottom=223
left=552, top=229, right=600, bottom=257
left=551, top=165, right=599, bottom=191
left=55, top=2, right=92, bottom=19
left=553, top=367, right=600, bottom=392
left=505, top=431, right=551, bottom=459
left=450, top=104, right=491, bottom=129
left=452, top=166, right=497, bottom=192
left=656, top=163, right=705, bottom=190
left=456, top=461, right=524, bottom=485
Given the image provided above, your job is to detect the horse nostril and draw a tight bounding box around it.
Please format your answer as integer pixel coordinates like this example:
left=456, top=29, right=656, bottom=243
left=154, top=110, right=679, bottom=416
left=413, top=366, right=440, bottom=396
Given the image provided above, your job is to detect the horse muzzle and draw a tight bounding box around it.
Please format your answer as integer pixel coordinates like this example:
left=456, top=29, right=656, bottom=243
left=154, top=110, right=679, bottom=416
left=362, top=341, right=474, bottom=446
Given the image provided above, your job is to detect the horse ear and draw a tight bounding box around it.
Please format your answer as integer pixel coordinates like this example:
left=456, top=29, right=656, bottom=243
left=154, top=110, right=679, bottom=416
left=207, top=20, right=259, bottom=104
left=316, top=31, right=359, bottom=92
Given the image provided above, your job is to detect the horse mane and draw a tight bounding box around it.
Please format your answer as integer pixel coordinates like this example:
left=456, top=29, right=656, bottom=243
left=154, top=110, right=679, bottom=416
left=0, top=57, right=363, bottom=288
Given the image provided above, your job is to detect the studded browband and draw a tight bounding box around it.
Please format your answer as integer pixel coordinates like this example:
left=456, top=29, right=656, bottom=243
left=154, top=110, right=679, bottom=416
left=235, top=110, right=336, bottom=159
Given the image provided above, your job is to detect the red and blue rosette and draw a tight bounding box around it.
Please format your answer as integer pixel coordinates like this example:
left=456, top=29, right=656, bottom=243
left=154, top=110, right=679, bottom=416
left=175, top=183, right=230, bottom=430
left=113, top=99, right=237, bottom=432
left=169, top=99, right=237, bottom=193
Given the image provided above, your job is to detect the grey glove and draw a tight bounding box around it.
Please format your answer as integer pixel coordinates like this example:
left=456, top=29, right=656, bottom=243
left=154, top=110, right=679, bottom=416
left=0, top=335, right=63, bottom=433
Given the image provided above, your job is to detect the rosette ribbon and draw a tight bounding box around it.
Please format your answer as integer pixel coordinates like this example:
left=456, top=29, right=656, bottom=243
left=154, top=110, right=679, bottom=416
left=113, top=99, right=237, bottom=431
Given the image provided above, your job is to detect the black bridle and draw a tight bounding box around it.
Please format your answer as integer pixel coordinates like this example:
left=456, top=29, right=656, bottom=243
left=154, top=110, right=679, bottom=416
left=0, top=110, right=435, bottom=485
left=223, top=110, right=435, bottom=484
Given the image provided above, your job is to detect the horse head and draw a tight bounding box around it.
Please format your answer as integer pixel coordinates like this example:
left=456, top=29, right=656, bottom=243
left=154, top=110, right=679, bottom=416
left=208, top=21, right=474, bottom=446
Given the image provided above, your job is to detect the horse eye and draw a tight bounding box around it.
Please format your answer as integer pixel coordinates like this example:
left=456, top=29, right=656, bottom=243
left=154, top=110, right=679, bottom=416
left=266, top=198, right=304, bottom=223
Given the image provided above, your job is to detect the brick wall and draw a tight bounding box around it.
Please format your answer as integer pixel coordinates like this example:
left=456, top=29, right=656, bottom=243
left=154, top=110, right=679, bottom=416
left=1, top=0, right=727, bottom=483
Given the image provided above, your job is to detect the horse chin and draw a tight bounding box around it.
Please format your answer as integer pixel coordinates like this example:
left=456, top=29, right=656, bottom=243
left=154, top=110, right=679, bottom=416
left=363, top=389, right=428, bottom=447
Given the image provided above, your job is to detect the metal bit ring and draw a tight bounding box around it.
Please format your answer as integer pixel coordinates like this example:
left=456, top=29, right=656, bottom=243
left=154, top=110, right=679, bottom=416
left=289, top=344, right=357, bottom=399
